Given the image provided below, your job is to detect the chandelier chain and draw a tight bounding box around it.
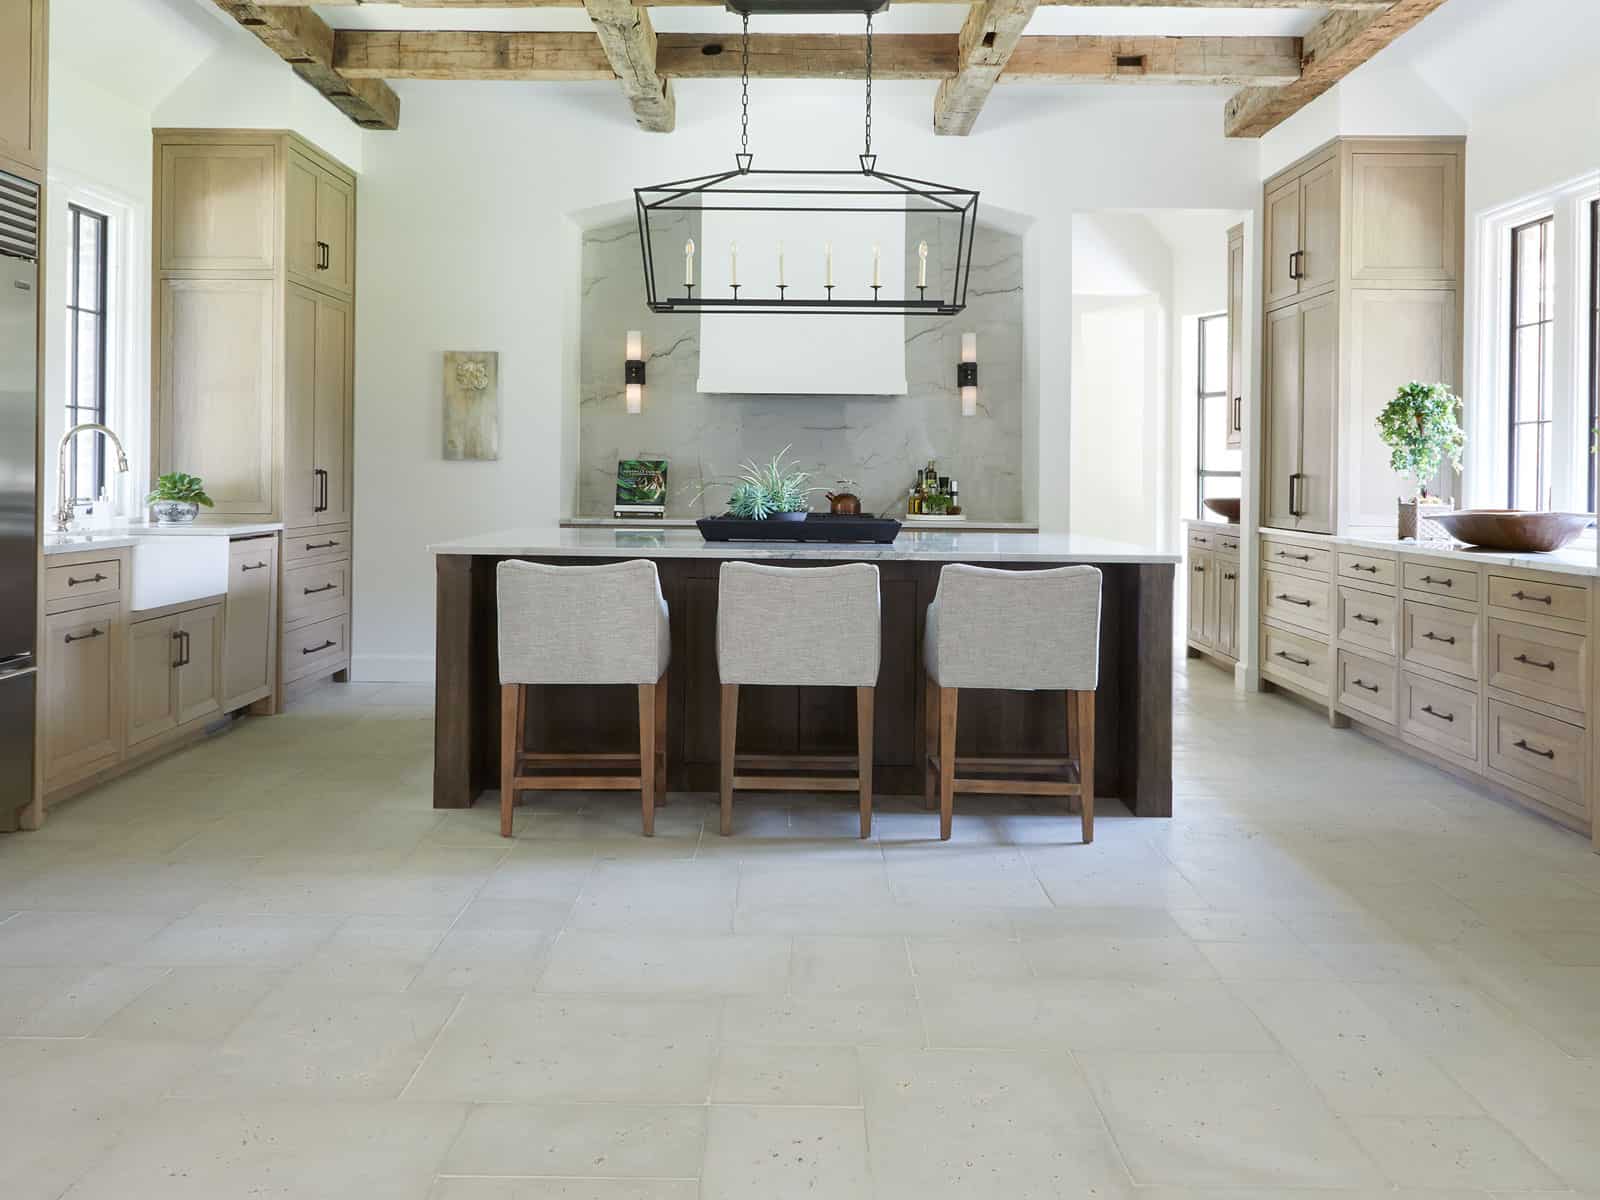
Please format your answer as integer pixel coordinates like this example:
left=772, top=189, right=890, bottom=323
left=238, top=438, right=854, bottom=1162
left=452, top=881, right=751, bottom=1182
left=863, top=13, right=874, bottom=162
left=740, top=14, right=751, bottom=160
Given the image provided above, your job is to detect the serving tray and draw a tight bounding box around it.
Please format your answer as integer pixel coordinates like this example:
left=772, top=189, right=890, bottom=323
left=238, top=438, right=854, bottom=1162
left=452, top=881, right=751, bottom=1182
left=696, top=513, right=903, bottom=544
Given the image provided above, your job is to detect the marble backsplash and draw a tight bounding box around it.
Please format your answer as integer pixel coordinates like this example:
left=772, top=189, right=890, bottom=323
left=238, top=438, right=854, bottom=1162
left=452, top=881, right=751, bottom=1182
left=577, top=215, right=1024, bottom=520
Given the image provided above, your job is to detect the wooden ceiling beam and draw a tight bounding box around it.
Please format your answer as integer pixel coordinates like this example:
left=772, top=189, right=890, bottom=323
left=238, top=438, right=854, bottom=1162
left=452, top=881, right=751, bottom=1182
left=583, top=0, right=675, bottom=132
left=210, top=2, right=400, bottom=129
left=1225, top=0, right=1452, bottom=137
left=332, top=29, right=1301, bottom=86
left=933, top=0, right=1040, bottom=136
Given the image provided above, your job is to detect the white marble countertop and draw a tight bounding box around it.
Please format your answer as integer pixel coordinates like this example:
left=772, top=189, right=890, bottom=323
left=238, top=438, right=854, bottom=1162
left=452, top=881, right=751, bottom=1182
left=43, top=521, right=284, bottom=557
left=1185, top=518, right=1240, bottom=535
left=562, top=517, right=1042, bottom=533
left=432, top=526, right=1179, bottom=564
left=1257, top=525, right=1600, bottom=578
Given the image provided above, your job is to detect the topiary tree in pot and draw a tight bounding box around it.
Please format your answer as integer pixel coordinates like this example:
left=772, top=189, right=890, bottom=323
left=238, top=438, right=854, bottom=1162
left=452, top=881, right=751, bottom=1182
left=1376, top=381, right=1465, bottom=540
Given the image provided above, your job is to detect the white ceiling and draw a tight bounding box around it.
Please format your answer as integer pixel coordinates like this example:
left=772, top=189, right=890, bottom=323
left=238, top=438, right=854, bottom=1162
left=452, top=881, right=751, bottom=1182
left=52, top=0, right=228, bottom=111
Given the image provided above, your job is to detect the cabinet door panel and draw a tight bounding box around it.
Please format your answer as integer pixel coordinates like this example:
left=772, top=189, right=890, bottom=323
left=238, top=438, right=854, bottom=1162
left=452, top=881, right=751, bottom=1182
left=285, top=152, right=320, bottom=289
left=159, top=144, right=276, bottom=272
left=314, top=295, right=353, bottom=526
left=1298, top=157, right=1340, bottom=298
left=177, top=605, right=223, bottom=727
left=0, top=0, right=46, bottom=170
left=1350, top=152, right=1461, bottom=285
left=1264, top=177, right=1301, bottom=309
left=1225, top=229, right=1245, bottom=450
left=128, top=616, right=180, bottom=748
left=1262, top=305, right=1302, bottom=529
left=1296, top=293, right=1339, bottom=534
left=316, top=170, right=355, bottom=297
left=1187, top=552, right=1212, bottom=644
left=1217, top=562, right=1239, bottom=659
left=43, top=603, right=121, bottom=785
left=158, top=278, right=277, bottom=517
left=283, top=286, right=320, bottom=530
left=222, top=540, right=278, bottom=711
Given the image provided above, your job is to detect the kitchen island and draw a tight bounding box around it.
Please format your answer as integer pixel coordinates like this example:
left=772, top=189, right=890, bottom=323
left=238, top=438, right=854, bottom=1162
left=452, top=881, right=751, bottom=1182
left=430, top=528, right=1178, bottom=817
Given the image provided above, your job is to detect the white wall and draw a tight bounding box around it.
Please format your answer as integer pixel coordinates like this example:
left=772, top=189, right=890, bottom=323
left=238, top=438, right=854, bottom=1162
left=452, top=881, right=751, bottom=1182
left=351, top=82, right=1260, bottom=680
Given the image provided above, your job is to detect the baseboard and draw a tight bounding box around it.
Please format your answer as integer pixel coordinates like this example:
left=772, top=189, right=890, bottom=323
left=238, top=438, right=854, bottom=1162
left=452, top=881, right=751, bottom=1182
left=350, top=653, right=435, bottom=683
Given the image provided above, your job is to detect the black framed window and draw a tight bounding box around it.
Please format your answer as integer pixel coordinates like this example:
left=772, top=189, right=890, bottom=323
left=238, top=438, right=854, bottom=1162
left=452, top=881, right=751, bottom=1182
left=1509, top=215, right=1554, bottom=511
left=1197, top=311, right=1241, bottom=514
left=1589, top=198, right=1598, bottom=513
left=65, top=204, right=110, bottom=507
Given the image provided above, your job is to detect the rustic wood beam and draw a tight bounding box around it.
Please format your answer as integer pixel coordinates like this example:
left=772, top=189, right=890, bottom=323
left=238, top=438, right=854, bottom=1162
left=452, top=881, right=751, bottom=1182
left=583, top=0, right=675, bottom=131
left=933, top=0, right=1040, bottom=136
left=1225, top=0, right=1452, bottom=137
left=210, top=2, right=400, bottom=129
left=333, top=29, right=1301, bottom=87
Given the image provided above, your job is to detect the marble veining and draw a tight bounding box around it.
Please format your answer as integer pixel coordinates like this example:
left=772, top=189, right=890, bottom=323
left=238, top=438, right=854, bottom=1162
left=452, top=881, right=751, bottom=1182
left=578, top=214, right=1025, bottom=522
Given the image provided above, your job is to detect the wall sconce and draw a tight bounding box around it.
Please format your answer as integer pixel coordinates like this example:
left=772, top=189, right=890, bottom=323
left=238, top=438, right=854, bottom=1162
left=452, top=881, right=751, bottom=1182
left=957, top=332, right=978, bottom=417
left=624, top=330, right=645, bottom=414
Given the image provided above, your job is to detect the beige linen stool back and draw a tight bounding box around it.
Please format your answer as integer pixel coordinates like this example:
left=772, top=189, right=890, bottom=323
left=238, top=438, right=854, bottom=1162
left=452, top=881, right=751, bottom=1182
left=716, top=561, right=881, bottom=837
left=496, top=559, right=670, bottom=838
left=922, top=563, right=1103, bottom=842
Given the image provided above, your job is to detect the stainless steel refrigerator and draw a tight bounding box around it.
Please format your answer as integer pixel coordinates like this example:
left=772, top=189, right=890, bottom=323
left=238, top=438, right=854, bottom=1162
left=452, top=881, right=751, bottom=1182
left=0, top=170, right=40, bottom=832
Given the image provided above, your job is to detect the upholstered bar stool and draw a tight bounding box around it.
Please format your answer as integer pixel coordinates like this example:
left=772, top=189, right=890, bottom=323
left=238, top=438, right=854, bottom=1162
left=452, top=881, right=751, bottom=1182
left=717, top=562, right=881, bottom=838
left=496, top=559, right=670, bottom=838
left=923, top=563, right=1103, bottom=843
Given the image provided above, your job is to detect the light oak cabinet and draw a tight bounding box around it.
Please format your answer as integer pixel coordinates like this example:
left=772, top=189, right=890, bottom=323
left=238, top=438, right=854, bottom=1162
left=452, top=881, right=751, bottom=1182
left=1185, top=526, right=1239, bottom=667
left=284, top=285, right=352, bottom=529
left=41, top=602, right=122, bottom=789
left=127, top=603, right=223, bottom=749
left=0, top=0, right=47, bottom=178
left=222, top=538, right=279, bottom=712
left=1259, top=137, right=1465, bottom=536
left=157, top=142, right=277, bottom=273
left=1225, top=224, right=1244, bottom=451
left=287, top=150, right=355, bottom=299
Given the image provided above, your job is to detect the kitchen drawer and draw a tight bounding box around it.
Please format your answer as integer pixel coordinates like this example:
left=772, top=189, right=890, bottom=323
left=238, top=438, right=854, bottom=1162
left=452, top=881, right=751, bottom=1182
left=1486, top=699, right=1587, bottom=820
left=1216, top=533, right=1242, bottom=557
left=44, top=559, right=121, bottom=611
left=282, top=527, right=351, bottom=567
left=1486, top=618, right=1587, bottom=717
left=1337, top=586, right=1399, bottom=657
left=284, top=559, right=350, bottom=628
left=1338, top=649, right=1398, bottom=725
left=1338, top=551, right=1397, bottom=589
left=1262, top=624, right=1331, bottom=698
left=281, top=612, right=348, bottom=683
left=1264, top=568, right=1331, bottom=635
left=1263, top=538, right=1333, bottom=577
left=1400, top=672, right=1479, bottom=765
left=1487, top=573, right=1589, bottom=625
left=1188, top=527, right=1220, bottom=551
left=1403, top=559, right=1479, bottom=602
left=1402, top=598, right=1480, bottom=682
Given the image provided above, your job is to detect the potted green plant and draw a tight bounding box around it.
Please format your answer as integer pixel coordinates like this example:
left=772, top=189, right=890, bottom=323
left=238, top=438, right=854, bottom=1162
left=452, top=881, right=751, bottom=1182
left=147, top=472, right=214, bottom=525
left=721, top=447, right=818, bottom=522
left=1376, top=382, right=1465, bottom=541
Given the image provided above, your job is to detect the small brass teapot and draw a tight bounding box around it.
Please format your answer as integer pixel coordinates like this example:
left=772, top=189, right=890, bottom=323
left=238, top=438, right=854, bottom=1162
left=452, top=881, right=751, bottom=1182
left=826, top=481, right=862, bottom=516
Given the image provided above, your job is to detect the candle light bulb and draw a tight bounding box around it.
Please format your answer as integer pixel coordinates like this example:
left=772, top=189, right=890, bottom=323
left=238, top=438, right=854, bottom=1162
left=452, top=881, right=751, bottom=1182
left=778, top=241, right=785, bottom=287
left=918, top=240, right=928, bottom=289
left=825, top=241, right=833, bottom=288
left=730, top=240, right=738, bottom=288
left=684, top=238, right=695, bottom=288
left=872, top=243, right=881, bottom=288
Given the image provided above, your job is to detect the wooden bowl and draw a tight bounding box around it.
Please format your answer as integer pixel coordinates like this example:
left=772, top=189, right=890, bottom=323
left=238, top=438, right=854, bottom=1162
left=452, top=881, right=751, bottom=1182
left=1430, top=509, right=1592, bottom=553
left=1202, top=498, right=1242, bottom=523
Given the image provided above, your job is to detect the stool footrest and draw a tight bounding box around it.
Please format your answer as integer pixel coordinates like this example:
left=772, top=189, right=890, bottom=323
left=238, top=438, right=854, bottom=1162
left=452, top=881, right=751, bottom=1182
left=732, top=775, right=860, bottom=793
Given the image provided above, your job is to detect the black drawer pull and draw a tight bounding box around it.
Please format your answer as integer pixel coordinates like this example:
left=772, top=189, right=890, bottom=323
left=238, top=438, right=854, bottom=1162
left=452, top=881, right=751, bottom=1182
left=66, top=573, right=107, bottom=586
left=1277, top=551, right=1312, bottom=562
left=302, top=639, right=336, bottom=655
left=1224, top=572, right=1237, bottom=582
left=1350, top=562, right=1379, bottom=574
left=1352, top=679, right=1380, bottom=693
left=1421, top=631, right=1457, bottom=645
left=1514, top=738, right=1556, bottom=760
left=1193, top=564, right=1205, bottom=573
left=1420, top=575, right=1453, bottom=587
left=64, top=628, right=103, bottom=644
left=241, top=561, right=268, bottom=572
left=303, top=583, right=338, bottom=595
left=1512, top=590, right=1552, bottom=605
left=1275, top=650, right=1312, bottom=667
left=1421, top=704, right=1454, bottom=723
left=1353, top=614, right=1381, bottom=626
left=1514, top=653, right=1557, bottom=671
left=304, top=540, right=338, bottom=550
left=1276, top=594, right=1313, bottom=607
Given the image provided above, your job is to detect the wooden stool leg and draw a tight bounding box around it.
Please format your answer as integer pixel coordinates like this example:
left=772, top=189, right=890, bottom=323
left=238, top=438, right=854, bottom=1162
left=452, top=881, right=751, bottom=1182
left=499, top=683, right=519, bottom=838
left=638, top=682, right=657, bottom=837
left=1078, top=689, right=1095, bottom=845
left=654, top=666, right=669, bottom=805
left=720, top=683, right=739, bottom=836
left=923, top=678, right=938, bottom=811
left=856, top=686, right=874, bottom=839
left=939, top=686, right=958, bottom=841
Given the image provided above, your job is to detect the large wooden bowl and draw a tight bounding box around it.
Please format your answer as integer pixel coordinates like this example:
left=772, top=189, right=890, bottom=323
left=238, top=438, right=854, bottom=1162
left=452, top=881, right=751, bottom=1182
left=1431, top=509, right=1592, bottom=553
left=1202, top=498, right=1242, bottom=523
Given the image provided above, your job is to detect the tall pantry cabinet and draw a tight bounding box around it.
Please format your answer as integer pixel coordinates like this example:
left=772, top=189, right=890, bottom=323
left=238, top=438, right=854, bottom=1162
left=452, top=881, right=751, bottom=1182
left=1260, top=137, right=1464, bottom=537
left=152, top=130, right=357, bottom=704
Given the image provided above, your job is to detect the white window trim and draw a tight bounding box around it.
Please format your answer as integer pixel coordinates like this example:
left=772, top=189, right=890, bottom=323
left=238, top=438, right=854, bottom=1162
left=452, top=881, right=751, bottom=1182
left=1468, top=170, right=1600, bottom=515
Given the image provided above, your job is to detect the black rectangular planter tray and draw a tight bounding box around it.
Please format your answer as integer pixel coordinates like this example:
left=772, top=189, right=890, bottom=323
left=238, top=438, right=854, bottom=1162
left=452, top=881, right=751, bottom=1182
left=697, top=513, right=903, bottom=544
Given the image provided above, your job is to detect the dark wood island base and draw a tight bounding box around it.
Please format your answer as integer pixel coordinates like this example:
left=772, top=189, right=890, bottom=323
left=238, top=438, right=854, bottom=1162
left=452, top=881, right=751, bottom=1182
left=433, top=542, right=1174, bottom=820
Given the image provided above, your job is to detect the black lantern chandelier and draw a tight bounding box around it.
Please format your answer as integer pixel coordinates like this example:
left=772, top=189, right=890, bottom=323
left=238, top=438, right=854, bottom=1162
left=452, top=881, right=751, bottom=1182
left=634, top=1, right=980, bottom=316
